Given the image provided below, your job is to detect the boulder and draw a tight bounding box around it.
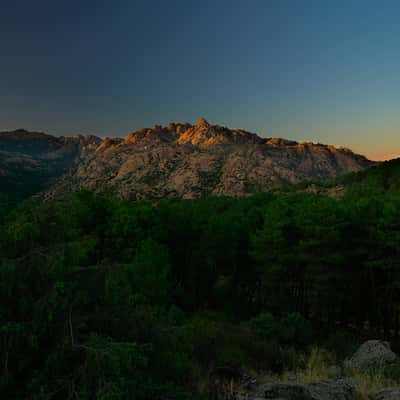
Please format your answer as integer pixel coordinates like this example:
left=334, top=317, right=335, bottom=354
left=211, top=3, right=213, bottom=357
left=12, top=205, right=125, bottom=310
left=344, top=340, right=397, bottom=371
left=369, top=388, right=400, bottom=400
left=308, top=380, right=356, bottom=400
left=252, top=379, right=356, bottom=400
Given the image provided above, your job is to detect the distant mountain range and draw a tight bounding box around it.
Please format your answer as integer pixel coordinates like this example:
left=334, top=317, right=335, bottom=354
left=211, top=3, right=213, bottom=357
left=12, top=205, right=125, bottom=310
left=0, top=119, right=376, bottom=200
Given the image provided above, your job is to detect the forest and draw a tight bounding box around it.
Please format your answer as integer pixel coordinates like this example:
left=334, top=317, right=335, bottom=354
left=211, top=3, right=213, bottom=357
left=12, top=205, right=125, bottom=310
left=1, top=159, right=400, bottom=399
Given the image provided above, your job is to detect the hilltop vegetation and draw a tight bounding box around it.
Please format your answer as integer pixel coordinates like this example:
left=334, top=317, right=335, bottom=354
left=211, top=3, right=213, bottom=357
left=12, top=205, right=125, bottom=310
left=338, top=157, right=400, bottom=194
left=1, top=158, right=400, bottom=399
left=292, top=157, right=400, bottom=197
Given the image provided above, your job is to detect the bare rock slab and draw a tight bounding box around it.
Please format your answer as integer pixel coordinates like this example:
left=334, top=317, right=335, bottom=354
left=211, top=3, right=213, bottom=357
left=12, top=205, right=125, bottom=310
left=344, top=340, right=397, bottom=371
left=369, top=388, right=400, bottom=400
left=254, top=379, right=356, bottom=400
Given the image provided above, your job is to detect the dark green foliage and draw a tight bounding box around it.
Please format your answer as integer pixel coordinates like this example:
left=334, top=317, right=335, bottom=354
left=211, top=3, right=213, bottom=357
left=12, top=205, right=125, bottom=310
left=249, top=312, right=313, bottom=346
left=339, top=158, right=400, bottom=194
left=1, top=169, right=400, bottom=398
left=249, top=312, right=278, bottom=339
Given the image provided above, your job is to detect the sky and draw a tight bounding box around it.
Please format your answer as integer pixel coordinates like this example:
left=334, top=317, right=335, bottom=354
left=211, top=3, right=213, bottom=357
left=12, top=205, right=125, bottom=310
left=1, top=0, right=399, bottom=160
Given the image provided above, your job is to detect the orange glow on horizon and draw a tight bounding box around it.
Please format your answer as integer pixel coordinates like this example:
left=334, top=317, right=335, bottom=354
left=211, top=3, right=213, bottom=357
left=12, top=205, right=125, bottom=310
left=370, top=153, right=400, bottom=162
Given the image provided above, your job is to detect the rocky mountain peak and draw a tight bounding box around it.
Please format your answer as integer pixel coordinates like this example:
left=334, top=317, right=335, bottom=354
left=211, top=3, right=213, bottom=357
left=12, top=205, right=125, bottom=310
left=45, top=120, right=374, bottom=200
left=196, top=117, right=210, bottom=128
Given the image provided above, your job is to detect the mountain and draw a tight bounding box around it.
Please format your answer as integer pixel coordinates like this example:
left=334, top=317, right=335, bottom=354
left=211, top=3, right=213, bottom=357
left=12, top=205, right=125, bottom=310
left=0, top=129, right=101, bottom=199
left=0, top=119, right=375, bottom=200
left=46, top=118, right=375, bottom=200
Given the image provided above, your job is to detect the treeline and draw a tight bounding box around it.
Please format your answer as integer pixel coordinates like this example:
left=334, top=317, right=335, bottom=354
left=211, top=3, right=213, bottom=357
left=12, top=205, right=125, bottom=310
left=1, top=177, right=400, bottom=398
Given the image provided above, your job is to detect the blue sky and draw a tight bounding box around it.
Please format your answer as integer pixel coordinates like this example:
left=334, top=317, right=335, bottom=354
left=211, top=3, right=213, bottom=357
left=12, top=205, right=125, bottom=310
left=1, top=0, right=399, bottom=159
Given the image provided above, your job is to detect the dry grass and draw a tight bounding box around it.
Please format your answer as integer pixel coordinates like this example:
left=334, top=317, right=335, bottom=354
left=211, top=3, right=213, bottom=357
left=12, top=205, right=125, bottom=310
left=298, top=348, right=400, bottom=399
left=253, top=347, right=339, bottom=384
left=300, top=347, right=338, bottom=383
left=350, top=368, right=399, bottom=400
left=204, top=347, right=400, bottom=400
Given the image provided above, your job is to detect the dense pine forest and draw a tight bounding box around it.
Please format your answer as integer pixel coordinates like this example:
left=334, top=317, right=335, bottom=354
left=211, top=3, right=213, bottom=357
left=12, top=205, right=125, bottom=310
left=1, top=159, right=400, bottom=399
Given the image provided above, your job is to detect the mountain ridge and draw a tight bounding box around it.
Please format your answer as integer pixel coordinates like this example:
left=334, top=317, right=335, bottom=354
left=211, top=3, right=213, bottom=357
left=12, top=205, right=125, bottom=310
left=0, top=120, right=376, bottom=200
left=46, top=119, right=376, bottom=200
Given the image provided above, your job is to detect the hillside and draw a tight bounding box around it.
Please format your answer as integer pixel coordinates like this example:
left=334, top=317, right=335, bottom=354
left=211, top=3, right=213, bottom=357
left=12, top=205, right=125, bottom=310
left=0, top=120, right=376, bottom=202
left=337, top=156, right=400, bottom=192
left=46, top=118, right=374, bottom=200
left=295, top=157, right=400, bottom=197
left=2, top=186, right=400, bottom=399
left=0, top=129, right=101, bottom=199
left=0, top=128, right=398, bottom=400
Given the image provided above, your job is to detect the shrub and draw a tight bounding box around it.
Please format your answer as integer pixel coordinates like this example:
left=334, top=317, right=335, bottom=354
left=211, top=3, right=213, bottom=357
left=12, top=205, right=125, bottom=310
left=249, top=312, right=278, bottom=340
left=280, top=312, right=314, bottom=345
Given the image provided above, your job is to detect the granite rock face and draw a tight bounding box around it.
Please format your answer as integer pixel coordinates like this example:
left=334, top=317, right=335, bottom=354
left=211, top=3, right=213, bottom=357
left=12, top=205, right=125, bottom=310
left=344, top=340, right=397, bottom=371
left=45, top=119, right=374, bottom=200
left=0, top=120, right=375, bottom=199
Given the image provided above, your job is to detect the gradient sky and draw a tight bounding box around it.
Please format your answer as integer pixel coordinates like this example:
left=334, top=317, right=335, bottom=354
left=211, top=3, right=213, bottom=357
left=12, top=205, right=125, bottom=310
left=1, top=0, right=399, bottom=160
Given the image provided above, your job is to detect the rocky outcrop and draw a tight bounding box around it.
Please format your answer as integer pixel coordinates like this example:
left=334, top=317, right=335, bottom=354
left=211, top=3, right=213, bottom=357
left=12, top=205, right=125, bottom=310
left=238, top=379, right=356, bottom=400
left=233, top=339, right=399, bottom=400
left=344, top=340, right=397, bottom=371
left=0, top=120, right=376, bottom=200
left=369, top=388, right=400, bottom=400
left=45, top=119, right=375, bottom=200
